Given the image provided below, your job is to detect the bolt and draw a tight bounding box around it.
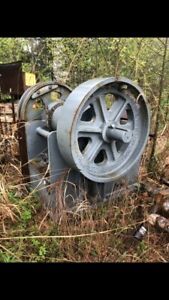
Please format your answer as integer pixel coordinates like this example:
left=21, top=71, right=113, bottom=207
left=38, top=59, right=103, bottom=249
left=110, top=123, right=115, bottom=129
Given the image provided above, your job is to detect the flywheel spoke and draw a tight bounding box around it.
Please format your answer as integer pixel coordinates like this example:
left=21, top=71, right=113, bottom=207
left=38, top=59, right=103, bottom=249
left=78, top=121, right=102, bottom=135
left=109, top=98, right=129, bottom=122
left=93, top=95, right=109, bottom=123
left=83, top=138, right=103, bottom=161
left=111, top=141, right=120, bottom=161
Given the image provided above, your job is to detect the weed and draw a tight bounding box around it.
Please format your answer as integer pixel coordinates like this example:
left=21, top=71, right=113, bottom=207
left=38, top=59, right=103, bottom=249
left=38, top=245, right=47, bottom=258
left=21, top=208, right=32, bottom=223
left=0, top=250, right=15, bottom=262
left=137, top=240, right=148, bottom=256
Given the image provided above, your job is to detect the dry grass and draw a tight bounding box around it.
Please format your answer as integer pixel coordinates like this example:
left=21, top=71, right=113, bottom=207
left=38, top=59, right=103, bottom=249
left=0, top=127, right=169, bottom=262
left=0, top=174, right=20, bottom=224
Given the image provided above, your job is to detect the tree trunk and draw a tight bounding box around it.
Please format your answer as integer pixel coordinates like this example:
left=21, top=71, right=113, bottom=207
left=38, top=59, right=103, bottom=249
left=148, top=38, right=168, bottom=173
left=134, top=39, right=144, bottom=80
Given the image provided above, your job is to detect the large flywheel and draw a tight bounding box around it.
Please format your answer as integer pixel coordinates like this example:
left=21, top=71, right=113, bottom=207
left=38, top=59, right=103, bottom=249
left=57, top=77, right=150, bottom=183
left=17, top=81, right=72, bottom=123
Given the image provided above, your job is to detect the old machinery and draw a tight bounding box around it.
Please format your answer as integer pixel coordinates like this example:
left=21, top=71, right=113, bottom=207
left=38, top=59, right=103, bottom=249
left=17, top=77, right=150, bottom=214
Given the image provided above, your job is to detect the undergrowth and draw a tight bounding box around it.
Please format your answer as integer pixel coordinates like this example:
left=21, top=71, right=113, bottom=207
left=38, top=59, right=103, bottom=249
left=0, top=129, right=169, bottom=262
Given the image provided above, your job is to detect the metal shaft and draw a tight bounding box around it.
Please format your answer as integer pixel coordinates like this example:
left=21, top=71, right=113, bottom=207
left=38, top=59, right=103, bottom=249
left=106, top=127, right=132, bottom=143
left=36, top=126, right=50, bottom=138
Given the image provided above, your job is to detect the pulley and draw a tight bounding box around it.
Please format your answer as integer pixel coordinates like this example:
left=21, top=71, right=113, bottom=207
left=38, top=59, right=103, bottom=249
left=17, top=80, right=71, bottom=124
left=57, top=77, right=150, bottom=183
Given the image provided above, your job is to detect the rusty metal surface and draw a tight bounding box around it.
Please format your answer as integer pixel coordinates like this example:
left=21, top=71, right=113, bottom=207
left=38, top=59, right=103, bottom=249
left=0, top=102, right=17, bottom=123
left=17, top=121, right=30, bottom=183
left=0, top=100, right=18, bottom=143
left=0, top=61, right=25, bottom=96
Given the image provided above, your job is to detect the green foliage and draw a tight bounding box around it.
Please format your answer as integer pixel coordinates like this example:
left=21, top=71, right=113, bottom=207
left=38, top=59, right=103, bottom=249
left=0, top=37, right=169, bottom=111
left=137, top=240, right=149, bottom=256
left=8, top=190, right=38, bottom=227
left=0, top=250, right=15, bottom=262
left=21, top=209, right=32, bottom=223
left=31, top=239, right=47, bottom=260
left=38, top=245, right=47, bottom=258
left=0, top=38, right=23, bottom=63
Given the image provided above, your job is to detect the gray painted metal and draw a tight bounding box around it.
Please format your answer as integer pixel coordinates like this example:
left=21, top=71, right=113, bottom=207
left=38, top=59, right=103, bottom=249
left=17, top=81, right=73, bottom=211
left=24, top=120, right=69, bottom=210
left=57, top=77, right=150, bottom=183
left=17, top=82, right=47, bottom=120
left=36, top=126, right=50, bottom=138
left=18, top=81, right=72, bottom=122
left=17, top=76, right=150, bottom=212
